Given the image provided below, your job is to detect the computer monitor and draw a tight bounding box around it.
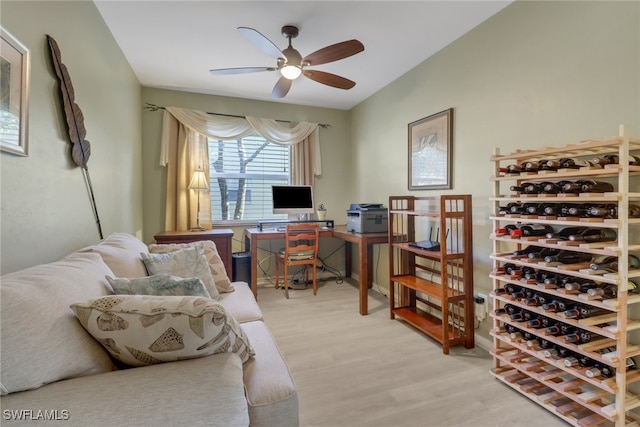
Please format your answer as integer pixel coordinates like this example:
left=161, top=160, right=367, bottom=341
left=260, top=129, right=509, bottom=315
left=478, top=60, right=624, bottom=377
left=271, top=185, right=314, bottom=215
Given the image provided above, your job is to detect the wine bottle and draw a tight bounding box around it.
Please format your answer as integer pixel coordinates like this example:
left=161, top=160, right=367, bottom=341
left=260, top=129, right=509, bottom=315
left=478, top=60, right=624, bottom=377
left=565, top=203, right=594, bottom=217
left=586, top=284, right=617, bottom=299
left=517, top=223, right=555, bottom=237
left=497, top=203, right=524, bottom=215
left=526, top=316, right=545, bottom=329
left=587, top=282, right=638, bottom=298
left=592, top=154, right=640, bottom=167
left=503, top=304, right=519, bottom=315
left=590, top=255, right=640, bottom=272
left=539, top=339, right=554, bottom=350
left=585, top=204, right=617, bottom=219
left=592, top=154, right=619, bottom=166
left=568, top=228, right=617, bottom=243
left=564, top=355, right=581, bottom=367
left=493, top=287, right=509, bottom=295
left=509, top=183, right=525, bottom=193
left=521, top=266, right=537, bottom=280
left=543, top=203, right=570, bottom=216
left=565, top=329, right=597, bottom=344
left=544, top=323, right=563, bottom=336
left=523, top=202, right=545, bottom=215
left=563, top=305, right=609, bottom=319
left=505, top=163, right=525, bottom=174
left=539, top=181, right=563, bottom=194
left=585, top=358, right=636, bottom=379
left=547, top=158, right=594, bottom=169
left=528, top=247, right=560, bottom=260
left=546, top=226, right=588, bottom=240
left=524, top=293, right=546, bottom=307
left=504, top=224, right=521, bottom=235
left=543, top=273, right=568, bottom=286
left=503, top=263, right=523, bottom=276
left=580, top=180, right=614, bottom=193
left=509, top=308, right=526, bottom=321
left=523, top=160, right=544, bottom=172
left=577, top=354, right=596, bottom=367
left=504, top=283, right=522, bottom=295
left=513, top=245, right=542, bottom=258
left=542, top=299, right=566, bottom=312
left=504, top=324, right=522, bottom=340
left=560, top=180, right=585, bottom=194
left=544, top=250, right=592, bottom=264
left=563, top=280, right=599, bottom=293
left=563, top=329, right=584, bottom=344
left=520, top=182, right=544, bottom=194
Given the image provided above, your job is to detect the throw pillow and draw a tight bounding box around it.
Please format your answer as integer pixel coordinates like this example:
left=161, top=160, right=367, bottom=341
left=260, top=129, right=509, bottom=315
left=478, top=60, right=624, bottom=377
left=80, top=233, right=149, bottom=278
left=106, top=274, right=211, bottom=298
left=140, top=246, right=221, bottom=300
left=70, top=295, right=255, bottom=366
left=0, top=252, right=115, bottom=395
left=148, top=241, right=234, bottom=293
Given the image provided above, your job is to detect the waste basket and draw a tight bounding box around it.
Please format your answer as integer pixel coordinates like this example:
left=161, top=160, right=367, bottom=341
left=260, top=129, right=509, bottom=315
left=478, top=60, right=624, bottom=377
left=232, top=252, right=251, bottom=284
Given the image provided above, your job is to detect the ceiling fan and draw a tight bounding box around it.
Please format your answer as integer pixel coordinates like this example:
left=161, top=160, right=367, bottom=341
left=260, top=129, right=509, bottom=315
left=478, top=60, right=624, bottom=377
left=210, top=26, right=364, bottom=99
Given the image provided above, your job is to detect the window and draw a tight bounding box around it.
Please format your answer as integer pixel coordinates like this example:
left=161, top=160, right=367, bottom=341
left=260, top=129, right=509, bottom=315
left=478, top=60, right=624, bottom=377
left=208, top=135, right=290, bottom=222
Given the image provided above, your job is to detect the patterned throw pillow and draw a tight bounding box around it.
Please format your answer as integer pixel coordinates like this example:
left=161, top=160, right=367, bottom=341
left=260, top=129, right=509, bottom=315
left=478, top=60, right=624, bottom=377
left=148, top=241, right=235, bottom=293
left=140, top=246, right=221, bottom=300
left=70, top=295, right=254, bottom=366
left=106, top=274, right=211, bottom=298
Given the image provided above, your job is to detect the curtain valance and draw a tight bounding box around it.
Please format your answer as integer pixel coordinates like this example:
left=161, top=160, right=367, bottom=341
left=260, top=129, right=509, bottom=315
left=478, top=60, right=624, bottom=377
left=160, top=106, right=320, bottom=168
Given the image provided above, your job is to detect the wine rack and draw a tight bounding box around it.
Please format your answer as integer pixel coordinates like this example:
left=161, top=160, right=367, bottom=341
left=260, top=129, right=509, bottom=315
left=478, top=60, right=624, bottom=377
left=388, top=194, right=474, bottom=354
left=490, top=126, right=640, bottom=426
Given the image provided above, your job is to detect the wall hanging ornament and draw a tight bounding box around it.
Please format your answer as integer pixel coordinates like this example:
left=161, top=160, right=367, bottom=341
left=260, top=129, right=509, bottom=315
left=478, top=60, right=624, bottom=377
left=47, top=35, right=103, bottom=239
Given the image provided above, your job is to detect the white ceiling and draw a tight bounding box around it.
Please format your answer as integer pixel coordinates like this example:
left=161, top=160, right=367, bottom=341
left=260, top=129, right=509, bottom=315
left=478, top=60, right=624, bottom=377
left=94, top=1, right=512, bottom=110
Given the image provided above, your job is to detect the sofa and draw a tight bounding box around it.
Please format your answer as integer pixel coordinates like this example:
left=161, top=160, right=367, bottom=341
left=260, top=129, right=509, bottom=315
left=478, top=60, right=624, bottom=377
left=0, top=233, right=298, bottom=426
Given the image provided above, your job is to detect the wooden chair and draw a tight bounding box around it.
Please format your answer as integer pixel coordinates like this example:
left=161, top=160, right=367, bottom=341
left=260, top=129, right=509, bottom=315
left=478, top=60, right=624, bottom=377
left=274, top=223, right=320, bottom=299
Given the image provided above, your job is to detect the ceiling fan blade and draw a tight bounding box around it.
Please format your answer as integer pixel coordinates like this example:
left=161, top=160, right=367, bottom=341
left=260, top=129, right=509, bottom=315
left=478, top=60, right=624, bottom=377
left=210, top=67, right=276, bottom=75
left=272, top=77, right=293, bottom=98
left=238, top=27, right=283, bottom=59
left=302, top=70, right=356, bottom=90
left=302, top=40, right=364, bottom=66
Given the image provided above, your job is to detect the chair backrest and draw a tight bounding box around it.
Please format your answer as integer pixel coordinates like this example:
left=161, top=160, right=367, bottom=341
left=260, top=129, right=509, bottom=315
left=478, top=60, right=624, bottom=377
left=284, top=223, right=320, bottom=259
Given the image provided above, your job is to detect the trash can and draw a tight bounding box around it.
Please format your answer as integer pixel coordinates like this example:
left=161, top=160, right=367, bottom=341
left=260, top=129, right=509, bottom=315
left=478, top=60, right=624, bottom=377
left=232, top=252, right=251, bottom=284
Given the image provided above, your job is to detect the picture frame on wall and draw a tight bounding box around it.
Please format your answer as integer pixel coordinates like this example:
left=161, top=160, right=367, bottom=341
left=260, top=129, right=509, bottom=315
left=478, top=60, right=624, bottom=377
left=1, top=27, right=30, bottom=157
left=408, top=108, right=453, bottom=190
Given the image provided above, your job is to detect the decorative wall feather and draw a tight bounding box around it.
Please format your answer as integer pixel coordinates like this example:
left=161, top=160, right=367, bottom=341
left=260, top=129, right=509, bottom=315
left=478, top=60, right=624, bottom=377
left=47, top=35, right=103, bottom=239
left=47, top=35, right=91, bottom=169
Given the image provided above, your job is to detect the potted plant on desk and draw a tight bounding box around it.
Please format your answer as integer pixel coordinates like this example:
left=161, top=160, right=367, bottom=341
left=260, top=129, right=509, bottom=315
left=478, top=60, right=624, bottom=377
left=317, top=204, right=327, bottom=221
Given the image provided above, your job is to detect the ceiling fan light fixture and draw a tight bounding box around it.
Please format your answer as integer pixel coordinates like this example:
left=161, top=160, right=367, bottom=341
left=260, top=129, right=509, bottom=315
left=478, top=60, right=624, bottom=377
left=281, top=64, right=302, bottom=80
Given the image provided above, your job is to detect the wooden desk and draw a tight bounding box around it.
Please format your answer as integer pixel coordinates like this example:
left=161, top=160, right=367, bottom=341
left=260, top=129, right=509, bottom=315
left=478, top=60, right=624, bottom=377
left=154, top=229, right=234, bottom=275
left=330, top=226, right=388, bottom=315
left=244, top=225, right=388, bottom=315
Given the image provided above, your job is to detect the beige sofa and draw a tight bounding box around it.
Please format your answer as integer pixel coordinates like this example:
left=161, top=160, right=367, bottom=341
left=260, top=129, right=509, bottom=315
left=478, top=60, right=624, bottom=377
left=0, top=233, right=298, bottom=426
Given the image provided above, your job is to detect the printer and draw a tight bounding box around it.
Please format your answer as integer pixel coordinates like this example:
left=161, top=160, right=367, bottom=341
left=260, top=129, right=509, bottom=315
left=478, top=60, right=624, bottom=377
left=346, top=203, right=388, bottom=233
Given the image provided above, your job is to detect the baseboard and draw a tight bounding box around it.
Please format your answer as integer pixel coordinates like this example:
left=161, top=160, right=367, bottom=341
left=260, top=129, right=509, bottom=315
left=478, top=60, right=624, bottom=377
left=474, top=333, right=492, bottom=352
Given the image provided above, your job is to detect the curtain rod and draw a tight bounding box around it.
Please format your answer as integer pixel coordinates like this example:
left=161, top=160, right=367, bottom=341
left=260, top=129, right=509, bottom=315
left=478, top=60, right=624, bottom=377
left=143, top=103, right=331, bottom=128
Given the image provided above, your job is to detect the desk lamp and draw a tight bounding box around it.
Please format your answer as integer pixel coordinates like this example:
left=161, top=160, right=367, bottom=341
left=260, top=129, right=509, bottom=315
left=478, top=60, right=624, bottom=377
left=189, top=169, right=209, bottom=231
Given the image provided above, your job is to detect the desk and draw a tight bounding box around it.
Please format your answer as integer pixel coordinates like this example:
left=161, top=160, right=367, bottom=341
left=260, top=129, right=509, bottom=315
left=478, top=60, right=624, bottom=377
left=244, top=225, right=388, bottom=315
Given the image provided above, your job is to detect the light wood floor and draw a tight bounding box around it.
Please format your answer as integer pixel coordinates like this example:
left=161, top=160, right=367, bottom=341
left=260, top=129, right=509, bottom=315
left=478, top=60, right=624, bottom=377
left=256, top=279, right=568, bottom=427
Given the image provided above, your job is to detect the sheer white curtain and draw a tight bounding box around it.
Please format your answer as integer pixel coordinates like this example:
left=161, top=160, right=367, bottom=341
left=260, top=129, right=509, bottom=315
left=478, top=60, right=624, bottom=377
left=160, top=107, right=321, bottom=230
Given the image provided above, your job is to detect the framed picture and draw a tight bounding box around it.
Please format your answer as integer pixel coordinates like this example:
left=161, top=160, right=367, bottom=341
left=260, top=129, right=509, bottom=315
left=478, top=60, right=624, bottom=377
left=1, top=27, right=30, bottom=156
left=408, top=108, right=453, bottom=190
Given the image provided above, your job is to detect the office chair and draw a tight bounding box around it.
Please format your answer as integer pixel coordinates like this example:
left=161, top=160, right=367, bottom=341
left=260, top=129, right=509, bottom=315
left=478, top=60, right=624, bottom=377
left=275, top=223, right=320, bottom=299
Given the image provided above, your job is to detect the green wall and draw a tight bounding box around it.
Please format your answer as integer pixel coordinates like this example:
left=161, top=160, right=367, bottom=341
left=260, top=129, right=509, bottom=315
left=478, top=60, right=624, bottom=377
left=350, top=0, right=640, bottom=345
left=0, top=1, right=143, bottom=274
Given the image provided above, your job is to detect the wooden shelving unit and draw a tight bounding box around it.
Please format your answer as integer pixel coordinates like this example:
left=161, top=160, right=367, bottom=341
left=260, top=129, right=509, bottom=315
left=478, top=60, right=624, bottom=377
left=489, top=126, right=640, bottom=426
left=388, top=194, right=474, bottom=354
